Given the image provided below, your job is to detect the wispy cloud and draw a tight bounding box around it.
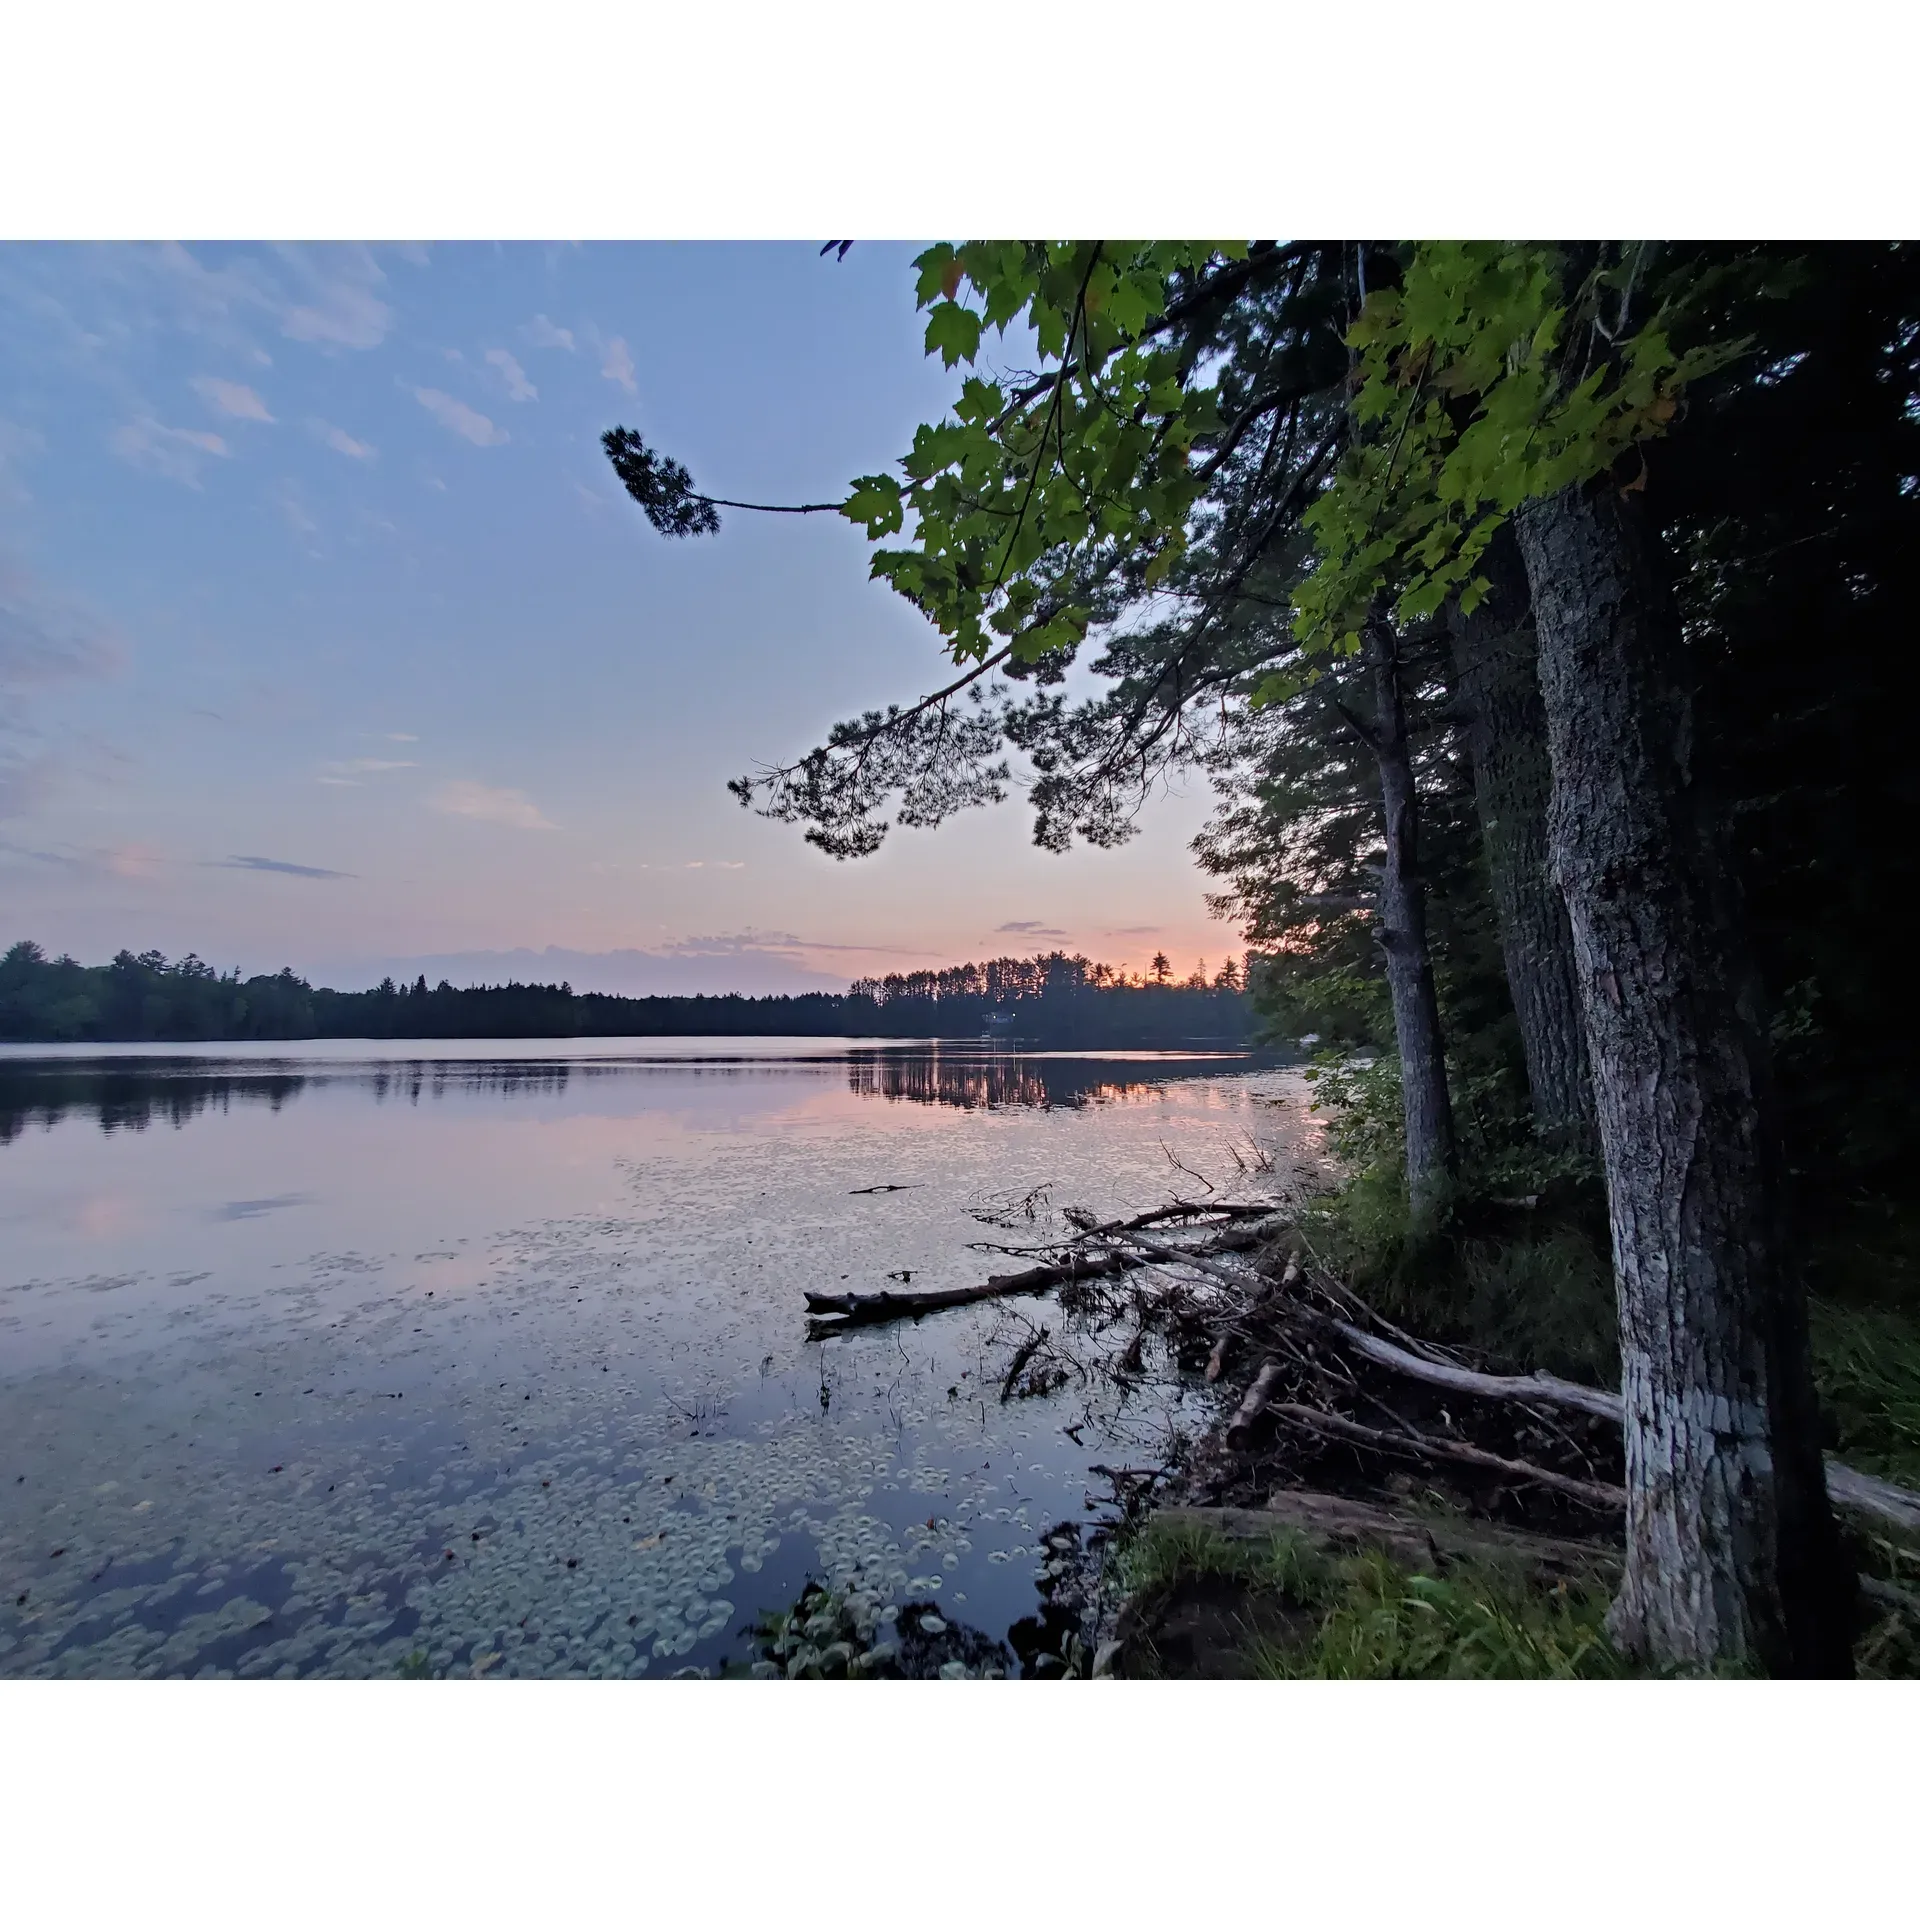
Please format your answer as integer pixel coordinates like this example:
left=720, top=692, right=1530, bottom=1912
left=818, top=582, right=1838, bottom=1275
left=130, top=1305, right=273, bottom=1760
left=384, top=732, right=419, bottom=742
left=112, top=415, right=230, bottom=486
left=312, top=419, right=376, bottom=460
left=191, top=376, right=273, bottom=422
left=600, top=336, right=637, bottom=393
left=485, top=347, right=537, bottom=402
left=430, top=779, right=556, bottom=830
left=324, top=757, right=415, bottom=776
left=278, top=245, right=392, bottom=351
left=412, top=387, right=507, bottom=447
left=997, top=919, right=1070, bottom=938
left=527, top=314, right=575, bottom=352
left=0, top=832, right=87, bottom=866
left=209, top=854, right=351, bottom=879
left=660, top=928, right=937, bottom=959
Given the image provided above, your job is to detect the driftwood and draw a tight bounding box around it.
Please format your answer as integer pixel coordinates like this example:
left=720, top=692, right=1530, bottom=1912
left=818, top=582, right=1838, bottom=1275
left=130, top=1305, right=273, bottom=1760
left=1000, top=1327, right=1050, bottom=1403
left=1106, top=1228, right=1258, bottom=1288
left=1068, top=1200, right=1278, bottom=1232
left=1825, top=1462, right=1920, bottom=1537
left=804, top=1250, right=1143, bottom=1326
left=1226, top=1361, right=1286, bottom=1448
left=1270, top=1401, right=1627, bottom=1508
left=1204, top=1332, right=1235, bottom=1383
left=805, top=1220, right=1275, bottom=1328
left=1325, top=1321, right=1624, bottom=1422
left=1311, top=1332, right=1920, bottom=1534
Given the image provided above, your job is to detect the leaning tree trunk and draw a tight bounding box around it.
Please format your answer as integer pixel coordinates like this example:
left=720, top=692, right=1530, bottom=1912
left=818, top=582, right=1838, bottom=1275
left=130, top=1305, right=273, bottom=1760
left=1515, top=481, right=1852, bottom=1676
left=1447, top=524, right=1595, bottom=1150
left=1358, top=621, right=1457, bottom=1227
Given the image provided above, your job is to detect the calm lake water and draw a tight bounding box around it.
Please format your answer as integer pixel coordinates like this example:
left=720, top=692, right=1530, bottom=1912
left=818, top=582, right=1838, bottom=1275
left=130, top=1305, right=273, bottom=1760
left=0, top=1039, right=1317, bottom=1678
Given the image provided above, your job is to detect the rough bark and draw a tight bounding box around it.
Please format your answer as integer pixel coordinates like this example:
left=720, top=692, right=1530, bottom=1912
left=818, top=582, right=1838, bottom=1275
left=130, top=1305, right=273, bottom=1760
left=1447, top=524, right=1596, bottom=1149
left=1515, top=481, right=1853, bottom=1676
left=1356, top=621, right=1457, bottom=1224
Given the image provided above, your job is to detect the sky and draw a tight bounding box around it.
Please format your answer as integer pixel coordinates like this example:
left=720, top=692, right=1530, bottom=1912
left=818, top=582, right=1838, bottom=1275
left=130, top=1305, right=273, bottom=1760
left=0, top=243, right=1238, bottom=995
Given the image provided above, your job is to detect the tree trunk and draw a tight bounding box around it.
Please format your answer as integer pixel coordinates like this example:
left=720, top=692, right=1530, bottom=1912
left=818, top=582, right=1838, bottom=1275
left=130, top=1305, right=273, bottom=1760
left=1515, top=481, right=1853, bottom=1676
left=1360, top=622, right=1457, bottom=1226
left=1447, top=524, right=1596, bottom=1150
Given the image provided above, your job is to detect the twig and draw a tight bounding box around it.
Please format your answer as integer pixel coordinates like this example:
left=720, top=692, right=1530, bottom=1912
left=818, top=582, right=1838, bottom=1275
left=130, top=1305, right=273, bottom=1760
left=1000, top=1326, right=1052, bottom=1403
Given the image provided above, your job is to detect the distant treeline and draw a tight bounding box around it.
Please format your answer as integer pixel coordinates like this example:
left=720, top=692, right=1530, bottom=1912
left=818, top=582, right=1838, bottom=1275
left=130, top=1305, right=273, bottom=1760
left=0, top=941, right=1259, bottom=1048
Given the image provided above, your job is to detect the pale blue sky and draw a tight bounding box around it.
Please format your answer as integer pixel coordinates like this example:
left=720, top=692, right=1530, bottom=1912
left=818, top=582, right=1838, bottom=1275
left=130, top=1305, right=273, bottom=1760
left=0, top=243, right=1228, bottom=993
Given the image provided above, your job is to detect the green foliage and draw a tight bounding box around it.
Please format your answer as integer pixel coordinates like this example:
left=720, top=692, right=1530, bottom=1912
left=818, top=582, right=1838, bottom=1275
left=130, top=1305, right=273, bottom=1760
left=1250, top=1552, right=1626, bottom=1680
left=1302, top=1051, right=1405, bottom=1172
left=854, top=241, right=1247, bottom=664
left=1302, top=1104, right=1619, bottom=1386
left=1286, top=242, right=1747, bottom=666
left=1809, top=1299, right=1920, bottom=1490
left=1118, top=1519, right=1626, bottom=1679
left=1115, top=1515, right=1326, bottom=1601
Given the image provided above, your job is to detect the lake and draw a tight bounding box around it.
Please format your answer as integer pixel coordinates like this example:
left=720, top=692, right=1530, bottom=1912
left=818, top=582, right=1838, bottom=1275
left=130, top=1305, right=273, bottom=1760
left=0, top=1039, right=1318, bottom=1678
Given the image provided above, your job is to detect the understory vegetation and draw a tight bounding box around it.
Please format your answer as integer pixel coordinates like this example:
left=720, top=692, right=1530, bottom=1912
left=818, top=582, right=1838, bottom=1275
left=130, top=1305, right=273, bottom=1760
left=1115, top=1519, right=1625, bottom=1680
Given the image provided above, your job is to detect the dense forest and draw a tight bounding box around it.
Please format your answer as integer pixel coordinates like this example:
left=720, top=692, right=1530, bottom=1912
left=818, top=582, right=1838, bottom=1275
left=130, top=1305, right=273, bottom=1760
left=605, top=241, right=1920, bottom=1677
left=0, top=940, right=1257, bottom=1047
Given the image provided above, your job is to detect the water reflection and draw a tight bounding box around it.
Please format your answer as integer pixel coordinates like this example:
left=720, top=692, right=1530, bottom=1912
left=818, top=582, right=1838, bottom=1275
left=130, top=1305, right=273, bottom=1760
left=0, top=1043, right=1269, bottom=1140
left=0, top=1067, right=308, bottom=1142
left=844, top=1050, right=1261, bottom=1110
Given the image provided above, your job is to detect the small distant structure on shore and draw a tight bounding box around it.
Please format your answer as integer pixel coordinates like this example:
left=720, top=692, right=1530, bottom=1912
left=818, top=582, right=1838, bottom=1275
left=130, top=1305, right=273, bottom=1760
left=980, top=1010, right=1017, bottom=1043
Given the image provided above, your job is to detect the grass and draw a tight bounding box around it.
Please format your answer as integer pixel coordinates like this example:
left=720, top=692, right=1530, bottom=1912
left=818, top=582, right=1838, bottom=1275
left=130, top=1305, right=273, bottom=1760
left=1810, top=1297, right=1920, bottom=1489
left=1116, top=1517, right=1626, bottom=1680
left=1115, top=1515, right=1327, bottom=1601
left=1308, top=1160, right=1620, bottom=1385
left=1249, top=1553, right=1625, bottom=1679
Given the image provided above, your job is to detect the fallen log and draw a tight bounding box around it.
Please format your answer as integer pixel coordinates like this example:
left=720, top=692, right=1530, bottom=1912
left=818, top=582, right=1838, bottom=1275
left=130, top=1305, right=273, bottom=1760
left=1204, top=1332, right=1235, bottom=1383
left=804, top=1249, right=1150, bottom=1326
left=1105, top=1229, right=1259, bottom=1289
left=1226, top=1360, right=1286, bottom=1448
left=805, top=1220, right=1276, bottom=1327
left=1826, top=1462, right=1920, bottom=1537
left=1069, top=1200, right=1281, bottom=1233
left=1270, top=1401, right=1626, bottom=1509
left=1297, top=1324, right=1920, bottom=1536
left=1325, top=1321, right=1624, bottom=1423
